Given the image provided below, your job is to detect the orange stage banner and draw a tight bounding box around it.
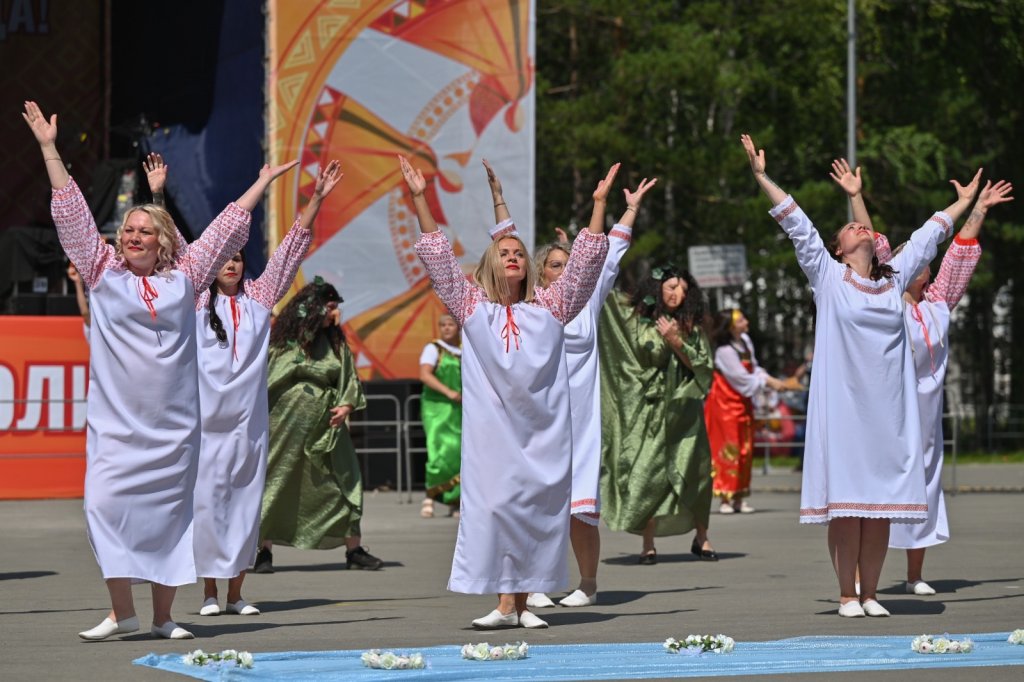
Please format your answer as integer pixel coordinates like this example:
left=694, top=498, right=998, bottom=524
left=0, top=316, right=89, bottom=499
left=267, top=0, right=536, bottom=380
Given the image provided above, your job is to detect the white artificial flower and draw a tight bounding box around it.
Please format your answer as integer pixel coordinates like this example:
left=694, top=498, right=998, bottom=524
left=517, top=641, right=529, bottom=658
left=934, top=639, right=949, bottom=654
left=380, top=652, right=398, bottom=669
left=237, top=651, right=254, bottom=669
left=490, top=646, right=504, bottom=660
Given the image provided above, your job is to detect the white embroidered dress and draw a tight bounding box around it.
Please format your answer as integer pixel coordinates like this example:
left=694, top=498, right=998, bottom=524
left=769, top=196, right=952, bottom=524
left=52, top=178, right=250, bottom=585
left=877, top=234, right=981, bottom=549
left=193, top=220, right=310, bottom=578
left=415, top=228, right=608, bottom=594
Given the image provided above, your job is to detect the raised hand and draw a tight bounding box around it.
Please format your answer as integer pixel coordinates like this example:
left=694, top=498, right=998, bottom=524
left=623, top=176, right=658, bottom=209
left=399, top=155, right=427, bottom=196
left=951, top=168, right=983, bottom=204
left=593, top=163, right=621, bottom=203
left=482, top=158, right=503, bottom=196
left=143, top=153, right=168, bottom=194
left=741, top=134, right=766, bottom=176
left=259, top=160, right=300, bottom=182
left=554, top=227, right=569, bottom=244
left=22, top=100, right=57, bottom=146
left=977, top=179, right=1014, bottom=210
left=829, top=158, right=862, bottom=196
left=313, top=160, right=344, bottom=199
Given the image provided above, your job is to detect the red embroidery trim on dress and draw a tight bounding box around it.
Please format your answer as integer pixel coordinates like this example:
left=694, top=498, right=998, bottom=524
left=843, top=267, right=894, bottom=295
left=609, top=228, right=631, bottom=242
left=929, top=213, right=952, bottom=235
left=773, top=201, right=798, bottom=222
left=138, top=277, right=159, bottom=319
left=491, top=224, right=518, bottom=240
left=571, top=498, right=599, bottom=508
left=500, top=305, right=522, bottom=352
left=229, top=296, right=242, bottom=360
left=800, top=502, right=928, bottom=517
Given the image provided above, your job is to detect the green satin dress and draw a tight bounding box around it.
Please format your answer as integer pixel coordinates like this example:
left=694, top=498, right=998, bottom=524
left=260, top=334, right=366, bottom=549
left=421, top=342, right=462, bottom=505
left=598, top=290, right=714, bottom=536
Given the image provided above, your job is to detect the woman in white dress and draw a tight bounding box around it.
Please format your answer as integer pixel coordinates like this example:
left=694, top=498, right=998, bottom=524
left=402, top=155, right=610, bottom=629
left=513, top=173, right=657, bottom=610
left=741, top=133, right=979, bottom=617
left=831, top=159, right=1012, bottom=595
left=194, top=161, right=343, bottom=617
left=24, top=100, right=297, bottom=640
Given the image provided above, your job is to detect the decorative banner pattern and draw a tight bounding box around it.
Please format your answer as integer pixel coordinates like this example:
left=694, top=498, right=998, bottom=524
left=268, top=0, right=536, bottom=379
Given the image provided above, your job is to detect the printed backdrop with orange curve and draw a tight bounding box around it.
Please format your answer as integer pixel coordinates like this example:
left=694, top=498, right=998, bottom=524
left=267, top=0, right=536, bottom=380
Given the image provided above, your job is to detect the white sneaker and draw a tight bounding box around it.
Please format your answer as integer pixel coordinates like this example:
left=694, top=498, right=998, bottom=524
left=719, top=502, right=736, bottom=514
left=78, top=615, right=140, bottom=640
left=471, top=609, right=518, bottom=629
left=226, top=599, right=260, bottom=615
left=525, top=593, right=556, bottom=608
left=151, top=621, right=195, bottom=639
left=906, top=580, right=936, bottom=595
left=199, top=598, right=220, bottom=616
left=861, top=599, right=890, bottom=617
left=738, top=501, right=756, bottom=513
left=518, top=610, right=549, bottom=629
left=838, top=601, right=865, bottom=618
left=558, top=589, right=597, bottom=607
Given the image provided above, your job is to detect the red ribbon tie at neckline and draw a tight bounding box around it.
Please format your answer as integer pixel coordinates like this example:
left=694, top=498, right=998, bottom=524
left=138, top=277, right=159, bottom=319
left=229, top=296, right=242, bottom=360
left=910, top=303, right=937, bottom=374
left=500, top=305, right=522, bottom=352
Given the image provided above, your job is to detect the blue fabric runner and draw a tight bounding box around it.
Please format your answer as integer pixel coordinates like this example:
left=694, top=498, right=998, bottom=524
left=134, top=632, right=1024, bottom=680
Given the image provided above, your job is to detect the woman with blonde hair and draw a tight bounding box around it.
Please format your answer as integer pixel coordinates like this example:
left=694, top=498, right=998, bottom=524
left=402, top=155, right=611, bottom=629
left=24, top=100, right=296, bottom=640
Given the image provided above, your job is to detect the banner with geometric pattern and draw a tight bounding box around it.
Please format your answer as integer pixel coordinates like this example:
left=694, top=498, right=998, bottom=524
left=267, top=0, right=536, bottom=379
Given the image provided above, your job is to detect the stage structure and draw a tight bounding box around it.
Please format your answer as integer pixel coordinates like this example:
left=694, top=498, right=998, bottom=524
left=267, top=0, right=536, bottom=379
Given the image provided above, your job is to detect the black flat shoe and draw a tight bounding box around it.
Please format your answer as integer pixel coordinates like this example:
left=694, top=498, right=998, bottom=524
left=638, top=550, right=657, bottom=565
left=691, top=539, right=718, bottom=561
left=253, top=547, right=274, bottom=574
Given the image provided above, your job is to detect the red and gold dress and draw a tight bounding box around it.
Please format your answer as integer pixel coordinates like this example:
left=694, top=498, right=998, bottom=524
left=705, top=335, right=768, bottom=501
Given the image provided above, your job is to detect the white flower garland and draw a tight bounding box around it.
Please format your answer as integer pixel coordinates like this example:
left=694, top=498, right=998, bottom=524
left=664, top=635, right=736, bottom=655
left=1009, top=629, right=1024, bottom=645
left=911, top=634, right=974, bottom=654
left=461, top=641, right=529, bottom=661
left=360, top=650, right=426, bottom=670
left=182, top=649, right=254, bottom=668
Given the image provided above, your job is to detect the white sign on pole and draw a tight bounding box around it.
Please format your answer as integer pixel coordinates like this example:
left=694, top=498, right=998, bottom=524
left=686, top=244, right=747, bottom=288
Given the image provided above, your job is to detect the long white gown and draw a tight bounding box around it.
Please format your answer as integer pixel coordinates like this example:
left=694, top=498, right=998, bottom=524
left=769, top=196, right=952, bottom=525
left=52, top=178, right=251, bottom=586
left=877, top=234, right=981, bottom=549
left=193, top=221, right=310, bottom=578
left=415, top=228, right=607, bottom=594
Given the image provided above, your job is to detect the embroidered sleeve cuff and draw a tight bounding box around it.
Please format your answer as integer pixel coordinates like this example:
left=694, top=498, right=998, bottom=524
left=930, top=211, right=953, bottom=236
left=574, top=229, right=609, bottom=245
left=608, top=224, right=632, bottom=242
left=953, top=235, right=979, bottom=246
left=489, top=218, right=518, bottom=240
left=416, top=230, right=448, bottom=245
left=769, top=195, right=798, bottom=223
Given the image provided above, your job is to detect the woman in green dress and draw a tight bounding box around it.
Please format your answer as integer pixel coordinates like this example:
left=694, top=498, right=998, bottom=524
left=599, top=266, right=718, bottom=564
left=418, top=314, right=463, bottom=518
left=255, top=279, right=384, bottom=572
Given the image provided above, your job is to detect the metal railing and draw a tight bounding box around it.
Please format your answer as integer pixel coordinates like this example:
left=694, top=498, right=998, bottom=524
left=402, top=394, right=426, bottom=505
left=348, top=393, right=410, bottom=504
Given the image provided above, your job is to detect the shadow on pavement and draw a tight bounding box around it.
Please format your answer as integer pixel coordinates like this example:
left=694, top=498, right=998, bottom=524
left=879, top=577, right=1024, bottom=595
left=254, top=596, right=435, bottom=613
left=603, top=552, right=746, bottom=565
left=814, top=598, right=946, bottom=616
left=0, top=571, right=57, bottom=580
left=268, top=561, right=405, bottom=572
left=596, top=586, right=721, bottom=606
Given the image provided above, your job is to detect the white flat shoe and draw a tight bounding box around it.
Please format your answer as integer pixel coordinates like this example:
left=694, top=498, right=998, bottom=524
left=906, top=580, right=936, bottom=595
left=861, top=599, right=890, bottom=617
left=838, top=601, right=865, bottom=618
left=226, top=599, right=260, bottom=615
left=518, top=610, right=549, bottom=629
left=151, top=621, right=195, bottom=639
left=525, top=593, right=556, bottom=608
left=719, top=503, right=736, bottom=514
left=559, top=589, right=597, bottom=607
left=78, top=615, right=139, bottom=640
left=199, top=598, right=220, bottom=616
left=738, top=501, right=756, bottom=513
left=471, top=609, right=518, bottom=629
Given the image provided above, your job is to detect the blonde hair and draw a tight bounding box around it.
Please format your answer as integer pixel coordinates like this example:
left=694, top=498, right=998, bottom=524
left=114, top=205, right=180, bottom=273
left=473, top=235, right=537, bottom=304
left=533, top=242, right=570, bottom=287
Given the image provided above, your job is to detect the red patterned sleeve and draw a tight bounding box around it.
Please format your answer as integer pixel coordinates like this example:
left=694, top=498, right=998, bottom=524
left=50, top=178, right=117, bottom=290
left=924, top=235, right=981, bottom=310
left=177, top=203, right=252, bottom=295
left=414, top=230, right=481, bottom=324
left=874, top=232, right=892, bottom=264
left=247, top=218, right=312, bottom=310
left=535, top=230, right=609, bottom=325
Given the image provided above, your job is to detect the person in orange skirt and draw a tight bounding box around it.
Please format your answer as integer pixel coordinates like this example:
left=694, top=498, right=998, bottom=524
left=705, top=309, right=798, bottom=514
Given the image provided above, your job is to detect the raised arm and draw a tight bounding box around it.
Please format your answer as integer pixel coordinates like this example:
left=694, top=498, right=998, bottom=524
left=403, top=156, right=475, bottom=323
left=143, top=152, right=189, bottom=251
left=249, top=160, right=342, bottom=309
left=941, top=168, right=983, bottom=225
left=592, top=176, right=658, bottom=307
left=741, top=134, right=788, bottom=206
left=483, top=159, right=512, bottom=225
left=829, top=158, right=875, bottom=231
left=926, top=179, right=1012, bottom=309
left=23, top=100, right=69, bottom=190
